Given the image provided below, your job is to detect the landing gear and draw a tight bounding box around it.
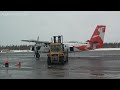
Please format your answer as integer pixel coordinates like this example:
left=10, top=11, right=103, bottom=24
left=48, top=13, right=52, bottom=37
left=36, top=53, right=40, bottom=59
left=35, top=51, right=40, bottom=59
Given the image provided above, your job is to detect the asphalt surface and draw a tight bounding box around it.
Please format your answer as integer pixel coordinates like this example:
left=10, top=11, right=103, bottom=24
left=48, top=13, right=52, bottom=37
left=1, top=50, right=120, bottom=79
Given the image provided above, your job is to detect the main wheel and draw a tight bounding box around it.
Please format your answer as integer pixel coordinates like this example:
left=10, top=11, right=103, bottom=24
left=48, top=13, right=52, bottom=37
left=35, top=53, right=40, bottom=59
left=66, top=56, right=68, bottom=62
left=61, top=57, right=64, bottom=65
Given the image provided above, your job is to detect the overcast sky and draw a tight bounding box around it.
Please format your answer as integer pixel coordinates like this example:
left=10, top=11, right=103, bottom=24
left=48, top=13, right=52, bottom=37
left=0, top=11, right=120, bottom=46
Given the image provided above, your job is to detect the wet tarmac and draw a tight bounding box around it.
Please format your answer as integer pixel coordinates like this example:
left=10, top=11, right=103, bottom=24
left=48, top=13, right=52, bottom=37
left=1, top=50, right=120, bottom=79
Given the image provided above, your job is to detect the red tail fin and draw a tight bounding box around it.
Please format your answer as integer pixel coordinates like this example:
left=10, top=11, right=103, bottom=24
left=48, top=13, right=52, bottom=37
left=88, top=25, right=106, bottom=49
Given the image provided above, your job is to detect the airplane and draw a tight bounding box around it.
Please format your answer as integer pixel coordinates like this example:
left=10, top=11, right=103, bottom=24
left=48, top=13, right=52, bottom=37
left=21, top=25, right=106, bottom=58
left=72, top=25, right=106, bottom=51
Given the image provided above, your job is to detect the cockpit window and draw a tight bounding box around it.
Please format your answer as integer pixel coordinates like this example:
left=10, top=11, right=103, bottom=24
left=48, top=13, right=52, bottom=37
left=50, top=45, right=62, bottom=52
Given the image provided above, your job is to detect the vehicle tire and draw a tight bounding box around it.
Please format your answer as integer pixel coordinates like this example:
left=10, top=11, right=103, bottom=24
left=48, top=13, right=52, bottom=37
left=66, top=56, right=68, bottom=63
left=47, top=57, right=51, bottom=65
left=61, top=57, right=64, bottom=65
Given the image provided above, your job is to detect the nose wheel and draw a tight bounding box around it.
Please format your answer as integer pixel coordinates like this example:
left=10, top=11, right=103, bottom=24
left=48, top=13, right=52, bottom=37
left=35, top=51, right=40, bottom=59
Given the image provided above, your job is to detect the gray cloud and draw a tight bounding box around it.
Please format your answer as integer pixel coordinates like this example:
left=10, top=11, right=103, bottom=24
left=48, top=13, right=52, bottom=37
left=0, top=11, right=120, bottom=45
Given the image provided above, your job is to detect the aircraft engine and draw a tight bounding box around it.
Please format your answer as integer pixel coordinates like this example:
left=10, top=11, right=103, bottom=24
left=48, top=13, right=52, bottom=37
left=36, top=46, right=41, bottom=51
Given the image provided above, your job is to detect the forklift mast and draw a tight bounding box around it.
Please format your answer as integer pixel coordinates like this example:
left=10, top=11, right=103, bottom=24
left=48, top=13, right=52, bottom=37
left=51, top=35, right=63, bottom=43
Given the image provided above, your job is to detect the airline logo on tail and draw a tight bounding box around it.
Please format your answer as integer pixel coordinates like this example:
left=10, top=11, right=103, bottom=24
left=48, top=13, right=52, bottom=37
left=91, top=25, right=106, bottom=41
left=89, top=25, right=106, bottom=49
left=74, top=25, right=106, bottom=51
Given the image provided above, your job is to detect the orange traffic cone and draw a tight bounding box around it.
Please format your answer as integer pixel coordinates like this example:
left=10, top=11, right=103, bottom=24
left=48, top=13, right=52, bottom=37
left=18, top=62, right=21, bottom=66
left=17, top=62, right=21, bottom=66
left=5, top=57, right=9, bottom=67
left=15, top=61, right=21, bottom=66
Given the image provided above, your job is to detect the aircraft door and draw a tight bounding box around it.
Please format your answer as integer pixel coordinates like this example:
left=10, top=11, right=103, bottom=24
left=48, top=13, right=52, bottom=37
left=70, top=47, right=74, bottom=52
left=31, top=46, right=35, bottom=51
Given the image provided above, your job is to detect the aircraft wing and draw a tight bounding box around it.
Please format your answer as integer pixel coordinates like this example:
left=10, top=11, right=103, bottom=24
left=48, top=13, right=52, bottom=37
left=21, top=40, right=50, bottom=44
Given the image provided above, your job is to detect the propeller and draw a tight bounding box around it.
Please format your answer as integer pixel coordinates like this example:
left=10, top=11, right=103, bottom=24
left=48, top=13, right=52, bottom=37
left=35, top=36, right=42, bottom=51
left=35, top=36, right=39, bottom=44
left=37, top=36, right=39, bottom=42
left=35, top=36, right=41, bottom=59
